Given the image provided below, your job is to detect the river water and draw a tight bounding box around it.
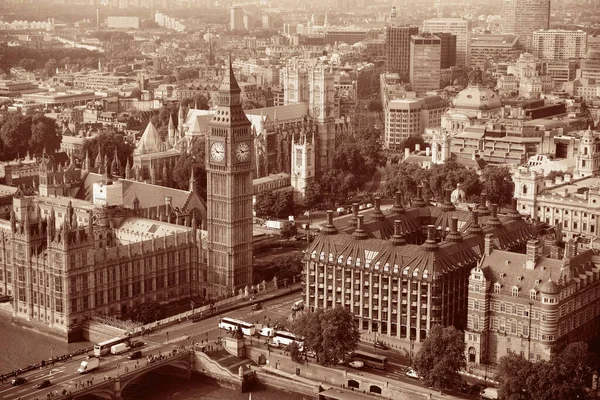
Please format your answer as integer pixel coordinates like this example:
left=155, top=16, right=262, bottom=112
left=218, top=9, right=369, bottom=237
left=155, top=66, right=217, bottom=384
left=0, top=317, right=91, bottom=374
left=0, top=318, right=312, bottom=399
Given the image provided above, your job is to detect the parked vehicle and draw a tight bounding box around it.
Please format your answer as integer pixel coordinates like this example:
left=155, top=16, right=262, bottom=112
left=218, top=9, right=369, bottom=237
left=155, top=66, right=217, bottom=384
left=252, top=302, right=263, bottom=311
left=374, top=341, right=388, bottom=350
left=336, top=207, right=346, bottom=215
left=36, top=380, right=52, bottom=389
left=77, top=356, right=100, bottom=374
left=128, top=351, right=143, bottom=360
left=130, top=341, right=145, bottom=348
left=405, top=367, right=420, bottom=379
left=110, top=343, right=130, bottom=355
left=11, top=377, right=26, bottom=386
left=349, top=360, right=364, bottom=369
left=259, top=326, right=275, bottom=337
left=481, top=387, right=499, bottom=399
left=291, top=300, right=305, bottom=312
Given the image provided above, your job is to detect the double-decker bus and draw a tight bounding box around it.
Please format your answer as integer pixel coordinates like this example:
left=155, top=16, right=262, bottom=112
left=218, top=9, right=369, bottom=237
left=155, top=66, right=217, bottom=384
left=272, top=331, right=304, bottom=350
left=351, top=350, right=388, bottom=370
left=93, top=336, right=131, bottom=357
left=218, top=317, right=256, bottom=336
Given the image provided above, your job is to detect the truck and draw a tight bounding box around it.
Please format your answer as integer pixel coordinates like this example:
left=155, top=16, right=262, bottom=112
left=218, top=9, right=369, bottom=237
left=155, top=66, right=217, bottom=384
left=265, top=220, right=284, bottom=230
left=77, top=356, right=99, bottom=374
left=110, top=342, right=130, bottom=355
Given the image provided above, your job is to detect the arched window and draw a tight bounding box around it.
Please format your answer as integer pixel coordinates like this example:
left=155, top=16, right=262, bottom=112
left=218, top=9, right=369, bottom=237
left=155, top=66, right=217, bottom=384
left=468, top=347, right=476, bottom=363
left=522, top=184, right=528, bottom=195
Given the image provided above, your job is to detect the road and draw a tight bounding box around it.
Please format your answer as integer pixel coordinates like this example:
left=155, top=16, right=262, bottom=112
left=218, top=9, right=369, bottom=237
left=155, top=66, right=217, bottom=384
left=0, top=292, right=303, bottom=400
left=0, top=289, right=486, bottom=400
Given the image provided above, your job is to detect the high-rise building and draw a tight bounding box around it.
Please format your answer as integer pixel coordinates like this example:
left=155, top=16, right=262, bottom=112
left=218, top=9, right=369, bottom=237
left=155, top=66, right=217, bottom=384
left=385, top=26, right=419, bottom=80
left=544, top=60, right=578, bottom=91
left=581, top=49, right=600, bottom=81
left=532, top=30, right=587, bottom=61
left=588, top=35, right=600, bottom=52
left=410, top=34, right=442, bottom=92
left=434, top=32, right=457, bottom=69
left=502, top=0, right=551, bottom=49
left=230, top=6, right=244, bottom=31
left=423, top=18, right=471, bottom=67
left=205, top=61, right=254, bottom=296
left=470, top=34, right=520, bottom=69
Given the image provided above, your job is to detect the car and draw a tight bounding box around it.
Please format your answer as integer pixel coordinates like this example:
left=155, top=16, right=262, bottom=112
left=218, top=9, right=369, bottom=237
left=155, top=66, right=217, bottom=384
left=11, top=377, right=26, bottom=386
left=405, top=367, right=420, bottom=379
left=349, top=360, right=364, bottom=369
left=36, top=380, right=52, bottom=389
left=251, top=302, right=262, bottom=311
left=128, top=350, right=143, bottom=360
left=130, top=341, right=145, bottom=348
left=374, top=341, right=388, bottom=350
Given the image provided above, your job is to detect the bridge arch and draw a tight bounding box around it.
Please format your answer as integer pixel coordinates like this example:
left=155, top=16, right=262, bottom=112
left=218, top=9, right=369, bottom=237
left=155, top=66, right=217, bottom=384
left=347, top=379, right=360, bottom=389
left=369, top=385, right=382, bottom=394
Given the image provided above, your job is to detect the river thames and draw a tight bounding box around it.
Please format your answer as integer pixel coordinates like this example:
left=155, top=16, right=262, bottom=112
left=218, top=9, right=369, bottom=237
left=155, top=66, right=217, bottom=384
left=0, top=318, right=311, bottom=399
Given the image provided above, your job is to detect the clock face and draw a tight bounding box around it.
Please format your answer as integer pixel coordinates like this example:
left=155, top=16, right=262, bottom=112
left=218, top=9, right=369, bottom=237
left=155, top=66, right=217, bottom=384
left=210, top=142, right=225, bottom=162
left=236, top=142, right=251, bottom=162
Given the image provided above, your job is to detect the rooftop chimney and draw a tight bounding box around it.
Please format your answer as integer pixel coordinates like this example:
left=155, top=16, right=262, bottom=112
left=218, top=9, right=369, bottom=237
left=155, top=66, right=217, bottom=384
left=353, top=215, right=369, bottom=240
left=321, top=210, right=338, bottom=235
left=348, top=203, right=359, bottom=227
left=446, top=216, right=462, bottom=242
left=525, top=238, right=540, bottom=270
left=488, top=204, right=502, bottom=227
left=468, top=211, right=484, bottom=236
left=390, top=220, right=406, bottom=246
left=565, top=238, right=577, bottom=259
left=413, top=185, right=427, bottom=208
left=484, top=233, right=495, bottom=256
left=441, top=188, right=455, bottom=212
left=424, top=225, right=439, bottom=252
left=371, top=196, right=385, bottom=221
left=477, top=193, right=490, bottom=216
left=391, top=191, right=405, bottom=214
left=508, top=198, right=521, bottom=220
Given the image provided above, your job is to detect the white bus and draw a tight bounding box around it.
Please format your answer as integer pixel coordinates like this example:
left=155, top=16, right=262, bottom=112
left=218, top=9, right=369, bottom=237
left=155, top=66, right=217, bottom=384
left=218, top=317, right=256, bottom=336
left=93, top=336, right=131, bottom=357
left=272, top=331, right=304, bottom=350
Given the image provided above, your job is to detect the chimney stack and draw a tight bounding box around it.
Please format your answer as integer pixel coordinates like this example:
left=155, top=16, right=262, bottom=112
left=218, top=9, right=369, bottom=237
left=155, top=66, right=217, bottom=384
left=321, top=210, right=338, bottom=235
left=391, top=191, right=405, bottom=214
left=353, top=215, right=369, bottom=240
left=424, top=225, right=439, bottom=252
left=525, top=238, right=540, bottom=269
left=484, top=233, right=495, bottom=256
left=390, top=220, right=406, bottom=246
left=446, top=216, right=462, bottom=242
left=349, top=203, right=359, bottom=227
left=468, top=211, right=484, bottom=236
left=372, top=196, right=385, bottom=221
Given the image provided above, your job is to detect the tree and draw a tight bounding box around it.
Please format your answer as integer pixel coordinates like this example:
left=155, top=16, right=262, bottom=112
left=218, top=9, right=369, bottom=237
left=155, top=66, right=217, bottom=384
left=545, top=170, right=565, bottom=181
left=0, top=114, right=32, bottom=160
left=242, top=98, right=266, bottom=110
left=481, top=166, right=514, bottom=206
left=254, top=190, right=294, bottom=219
left=21, top=58, right=36, bottom=72
left=81, top=128, right=135, bottom=169
left=303, top=181, right=323, bottom=210
left=288, top=341, right=304, bottom=363
left=171, top=138, right=207, bottom=199
left=125, top=301, right=164, bottom=324
left=319, top=169, right=358, bottom=207
left=426, top=160, right=481, bottom=202
left=381, top=162, right=428, bottom=200
left=398, top=135, right=426, bottom=153
left=176, top=67, right=199, bottom=81
left=232, top=326, right=244, bottom=340
left=192, top=93, right=210, bottom=110
left=29, top=114, right=60, bottom=155
left=413, top=325, right=466, bottom=392
left=44, top=58, right=57, bottom=77
left=280, top=221, right=298, bottom=239
left=496, top=343, right=594, bottom=400
left=291, top=307, right=360, bottom=366
left=367, top=99, right=383, bottom=113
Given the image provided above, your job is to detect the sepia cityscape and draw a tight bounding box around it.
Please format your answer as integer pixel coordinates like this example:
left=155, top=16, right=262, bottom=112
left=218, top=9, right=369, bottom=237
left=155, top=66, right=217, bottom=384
left=0, top=0, right=599, bottom=399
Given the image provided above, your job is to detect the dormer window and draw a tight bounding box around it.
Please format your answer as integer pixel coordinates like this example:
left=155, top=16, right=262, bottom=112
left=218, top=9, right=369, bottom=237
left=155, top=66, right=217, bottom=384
left=494, top=282, right=501, bottom=294
left=530, top=290, right=537, bottom=300
left=512, top=287, right=519, bottom=297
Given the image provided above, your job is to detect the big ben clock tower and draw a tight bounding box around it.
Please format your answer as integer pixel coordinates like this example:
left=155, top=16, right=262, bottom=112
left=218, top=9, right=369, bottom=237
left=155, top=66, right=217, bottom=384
left=205, top=60, right=254, bottom=297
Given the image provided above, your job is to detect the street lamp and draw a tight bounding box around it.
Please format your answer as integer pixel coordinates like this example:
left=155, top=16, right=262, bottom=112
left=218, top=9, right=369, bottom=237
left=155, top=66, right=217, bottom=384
left=49, top=345, right=55, bottom=362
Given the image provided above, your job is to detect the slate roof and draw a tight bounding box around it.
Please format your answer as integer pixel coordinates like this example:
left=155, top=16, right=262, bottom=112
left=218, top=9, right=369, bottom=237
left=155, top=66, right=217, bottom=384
left=135, top=121, right=167, bottom=155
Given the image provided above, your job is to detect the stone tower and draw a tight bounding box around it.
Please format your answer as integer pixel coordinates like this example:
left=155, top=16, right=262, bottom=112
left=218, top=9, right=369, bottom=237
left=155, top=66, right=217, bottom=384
left=205, top=59, right=254, bottom=297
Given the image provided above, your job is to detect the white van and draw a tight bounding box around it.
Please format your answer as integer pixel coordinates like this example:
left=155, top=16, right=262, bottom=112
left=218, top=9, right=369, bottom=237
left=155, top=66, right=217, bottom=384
left=259, top=327, right=275, bottom=337
left=481, top=387, right=499, bottom=399
left=110, top=343, right=130, bottom=355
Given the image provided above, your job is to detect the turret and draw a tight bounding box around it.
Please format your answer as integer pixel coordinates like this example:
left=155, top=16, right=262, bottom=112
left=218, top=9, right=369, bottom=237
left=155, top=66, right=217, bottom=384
left=391, top=191, right=405, bottom=214
left=389, top=220, right=406, bottom=246
left=321, top=210, right=338, bottom=235
left=413, top=185, right=427, bottom=208
left=352, top=215, right=369, bottom=240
